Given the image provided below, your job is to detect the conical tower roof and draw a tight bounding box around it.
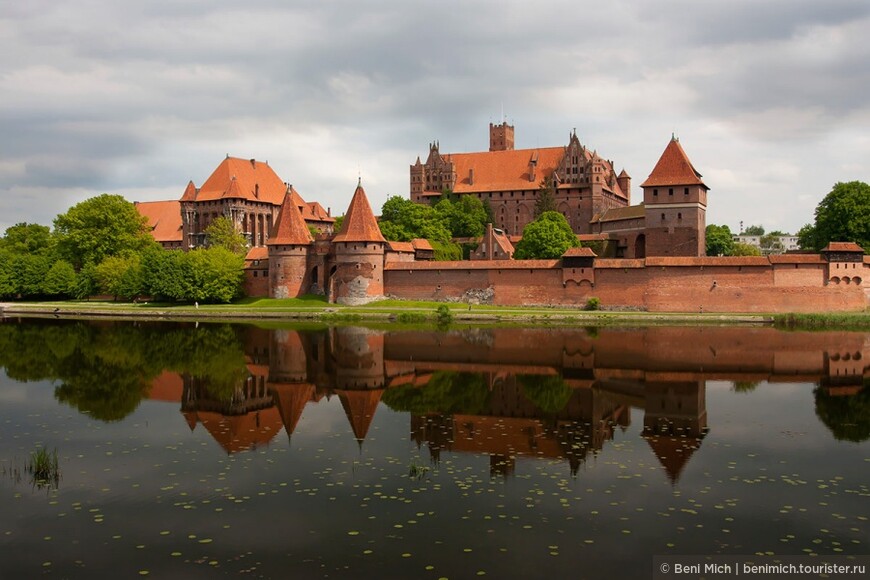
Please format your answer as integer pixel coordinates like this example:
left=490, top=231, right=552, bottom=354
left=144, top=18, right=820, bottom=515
left=268, top=188, right=314, bottom=245
left=222, top=176, right=245, bottom=199
left=640, top=137, right=706, bottom=188
left=337, top=389, right=384, bottom=443
left=181, top=180, right=198, bottom=202
left=332, top=181, right=386, bottom=243
left=643, top=433, right=701, bottom=484
left=271, top=383, right=315, bottom=437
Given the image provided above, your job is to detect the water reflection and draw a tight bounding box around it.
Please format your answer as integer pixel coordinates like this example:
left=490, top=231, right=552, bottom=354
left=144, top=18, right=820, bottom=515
left=0, top=320, right=867, bottom=475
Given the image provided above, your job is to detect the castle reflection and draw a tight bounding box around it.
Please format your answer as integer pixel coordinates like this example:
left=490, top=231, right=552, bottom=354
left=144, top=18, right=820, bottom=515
left=150, top=325, right=869, bottom=481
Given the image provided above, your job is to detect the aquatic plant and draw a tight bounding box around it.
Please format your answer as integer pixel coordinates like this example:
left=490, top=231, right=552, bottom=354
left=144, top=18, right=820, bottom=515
left=27, top=447, right=60, bottom=489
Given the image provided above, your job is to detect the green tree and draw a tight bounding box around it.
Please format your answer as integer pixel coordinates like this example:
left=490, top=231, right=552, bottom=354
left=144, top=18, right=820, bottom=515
left=731, top=242, right=762, bottom=256
left=94, top=255, right=144, bottom=301
left=798, top=181, right=870, bottom=251
left=53, top=194, right=155, bottom=268
left=434, top=196, right=488, bottom=238
left=1, top=223, right=54, bottom=256
left=41, top=260, right=78, bottom=297
left=705, top=224, right=735, bottom=256
left=205, top=215, right=247, bottom=254
left=797, top=223, right=818, bottom=251
left=743, top=224, right=765, bottom=236
left=0, top=250, right=13, bottom=298
left=141, top=246, right=186, bottom=301
left=514, top=211, right=579, bottom=259
left=181, top=247, right=245, bottom=303
left=379, top=195, right=452, bottom=243
left=333, top=215, right=345, bottom=231
left=11, top=254, right=51, bottom=297
left=534, top=180, right=557, bottom=218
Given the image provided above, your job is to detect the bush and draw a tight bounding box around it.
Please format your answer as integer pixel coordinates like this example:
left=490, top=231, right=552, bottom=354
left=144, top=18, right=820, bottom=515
left=585, top=297, right=600, bottom=311
left=435, top=304, right=453, bottom=326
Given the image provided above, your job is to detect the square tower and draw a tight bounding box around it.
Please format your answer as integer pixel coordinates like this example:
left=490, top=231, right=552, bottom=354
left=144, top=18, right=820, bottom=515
left=489, top=122, right=515, bottom=151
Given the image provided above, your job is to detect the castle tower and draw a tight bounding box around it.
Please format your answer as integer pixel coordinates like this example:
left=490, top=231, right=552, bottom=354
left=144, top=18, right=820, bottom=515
left=330, top=181, right=386, bottom=305
left=640, top=137, right=708, bottom=257
left=180, top=180, right=199, bottom=249
left=617, top=169, right=631, bottom=201
left=489, top=121, right=515, bottom=151
left=267, top=189, right=314, bottom=298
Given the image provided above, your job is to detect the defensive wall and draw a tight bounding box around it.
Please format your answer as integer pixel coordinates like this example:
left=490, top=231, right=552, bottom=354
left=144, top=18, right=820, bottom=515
left=383, top=254, right=870, bottom=313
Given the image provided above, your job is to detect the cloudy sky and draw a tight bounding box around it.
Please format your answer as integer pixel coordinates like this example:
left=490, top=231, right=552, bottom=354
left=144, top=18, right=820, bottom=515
left=2, top=0, right=868, bottom=235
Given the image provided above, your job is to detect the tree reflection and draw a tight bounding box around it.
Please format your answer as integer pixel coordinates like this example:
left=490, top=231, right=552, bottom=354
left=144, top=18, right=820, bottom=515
left=381, top=372, right=490, bottom=414
left=814, top=383, right=870, bottom=443
left=0, top=320, right=248, bottom=421
left=517, top=374, right=572, bottom=413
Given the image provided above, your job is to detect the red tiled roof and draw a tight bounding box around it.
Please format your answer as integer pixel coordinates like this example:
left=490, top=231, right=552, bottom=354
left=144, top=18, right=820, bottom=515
left=822, top=241, right=864, bottom=253
left=181, top=180, right=197, bottom=202
left=591, top=204, right=646, bottom=223
left=136, top=200, right=183, bottom=242
left=305, top=201, right=335, bottom=223
left=594, top=259, right=645, bottom=269
left=768, top=254, right=825, bottom=264
left=645, top=256, right=769, bottom=267
left=411, top=238, right=434, bottom=251
left=449, top=147, right=565, bottom=192
left=493, top=231, right=515, bottom=256
left=245, top=247, right=268, bottom=260
left=332, top=182, right=386, bottom=243
left=194, top=157, right=288, bottom=204
left=384, top=259, right=560, bottom=271
left=268, top=190, right=314, bottom=246
left=640, top=138, right=706, bottom=188
left=387, top=241, right=415, bottom=253
left=562, top=247, right=597, bottom=258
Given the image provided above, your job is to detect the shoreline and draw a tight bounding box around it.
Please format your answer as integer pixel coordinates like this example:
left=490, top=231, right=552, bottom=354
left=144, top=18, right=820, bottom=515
left=0, top=300, right=774, bottom=326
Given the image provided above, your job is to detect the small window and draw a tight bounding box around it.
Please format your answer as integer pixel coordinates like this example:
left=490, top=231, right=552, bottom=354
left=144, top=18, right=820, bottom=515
left=684, top=187, right=689, bottom=195
left=678, top=212, right=682, bottom=220
left=661, top=213, right=665, bottom=221
left=669, top=188, right=674, bottom=196
left=653, top=189, right=658, bottom=196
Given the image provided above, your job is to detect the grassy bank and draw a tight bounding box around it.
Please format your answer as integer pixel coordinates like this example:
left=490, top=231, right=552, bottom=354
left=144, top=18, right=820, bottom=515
left=773, top=312, right=870, bottom=331
left=0, top=296, right=776, bottom=327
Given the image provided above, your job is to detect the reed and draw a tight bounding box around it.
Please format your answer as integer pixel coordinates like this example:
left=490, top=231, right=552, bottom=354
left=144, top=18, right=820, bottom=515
left=27, top=447, right=60, bottom=489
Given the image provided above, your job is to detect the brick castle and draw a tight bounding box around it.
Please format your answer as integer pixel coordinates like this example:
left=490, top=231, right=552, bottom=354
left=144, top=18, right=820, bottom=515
left=137, top=124, right=869, bottom=312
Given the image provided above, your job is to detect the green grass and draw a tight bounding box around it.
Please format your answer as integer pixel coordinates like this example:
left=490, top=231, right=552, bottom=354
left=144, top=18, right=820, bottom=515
left=27, top=447, right=60, bottom=489
left=773, top=312, right=870, bottom=331
left=233, top=295, right=329, bottom=308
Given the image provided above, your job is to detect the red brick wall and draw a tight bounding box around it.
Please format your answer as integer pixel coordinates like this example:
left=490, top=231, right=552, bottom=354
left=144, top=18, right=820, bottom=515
left=244, top=269, right=270, bottom=297
left=384, top=259, right=869, bottom=312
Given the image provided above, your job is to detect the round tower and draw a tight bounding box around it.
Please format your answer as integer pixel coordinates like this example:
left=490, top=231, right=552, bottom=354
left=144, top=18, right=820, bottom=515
left=267, top=189, right=314, bottom=298
left=330, top=181, right=387, bottom=305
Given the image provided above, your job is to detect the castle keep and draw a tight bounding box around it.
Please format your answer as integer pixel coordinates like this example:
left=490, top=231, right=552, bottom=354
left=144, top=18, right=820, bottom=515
left=138, top=126, right=869, bottom=312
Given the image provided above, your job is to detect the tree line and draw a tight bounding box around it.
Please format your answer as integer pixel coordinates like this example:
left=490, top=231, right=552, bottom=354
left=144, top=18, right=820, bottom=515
left=0, top=194, right=244, bottom=303
left=707, top=181, right=869, bottom=256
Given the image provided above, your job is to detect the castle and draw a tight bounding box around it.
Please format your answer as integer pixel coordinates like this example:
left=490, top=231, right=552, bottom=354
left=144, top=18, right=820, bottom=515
left=137, top=125, right=868, bottom=312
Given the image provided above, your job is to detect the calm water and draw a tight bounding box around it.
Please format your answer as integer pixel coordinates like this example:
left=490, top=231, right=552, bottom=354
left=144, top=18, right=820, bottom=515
left=0, top=319, right=867, bottom=579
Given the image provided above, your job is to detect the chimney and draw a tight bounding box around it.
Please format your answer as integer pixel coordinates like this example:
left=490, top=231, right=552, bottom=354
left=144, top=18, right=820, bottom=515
left=469, top=168, right=474, bottom=185
left=254, top=183, right=259, bottom=199
left=250, top=158, right=256, bottom=168
left=327, top=207, right=331, bottom=217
